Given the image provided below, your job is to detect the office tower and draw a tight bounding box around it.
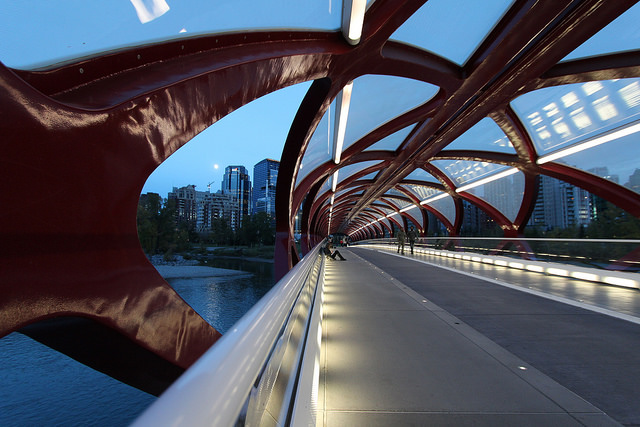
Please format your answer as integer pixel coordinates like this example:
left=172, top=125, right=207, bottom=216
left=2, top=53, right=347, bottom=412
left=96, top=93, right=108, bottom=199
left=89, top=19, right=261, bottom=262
left=253, top=159, right=280, bottom=217
left=222, top=165, right=251, bottom=230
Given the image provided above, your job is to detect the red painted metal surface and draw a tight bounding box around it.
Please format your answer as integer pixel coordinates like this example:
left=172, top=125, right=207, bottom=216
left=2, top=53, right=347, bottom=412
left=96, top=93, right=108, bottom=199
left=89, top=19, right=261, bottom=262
left=2, top=0, right=640, bottom=391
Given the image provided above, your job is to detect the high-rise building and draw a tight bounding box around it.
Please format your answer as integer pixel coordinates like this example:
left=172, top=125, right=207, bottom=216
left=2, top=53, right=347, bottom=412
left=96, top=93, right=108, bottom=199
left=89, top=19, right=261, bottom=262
left=222, top=165, right=252, bottom=230
left=169, top=185, right=236, bottom=232
left=253, top=159, right=280, bottom=217
left=168, top=185, right=198, bottom=224
left=529, top=175, right=593, bottom=231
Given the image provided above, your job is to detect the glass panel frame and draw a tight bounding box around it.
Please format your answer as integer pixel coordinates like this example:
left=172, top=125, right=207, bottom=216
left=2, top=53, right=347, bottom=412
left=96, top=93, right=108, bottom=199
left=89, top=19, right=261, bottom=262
left=388, top=0, right=516, bottom=66
left=341, top=75, right=438, bottom=152
left=429, top=159, right=508, bottom=187
left=0, top=0, right=341, bottom=69
left=444, top=117, right=515, bottom=153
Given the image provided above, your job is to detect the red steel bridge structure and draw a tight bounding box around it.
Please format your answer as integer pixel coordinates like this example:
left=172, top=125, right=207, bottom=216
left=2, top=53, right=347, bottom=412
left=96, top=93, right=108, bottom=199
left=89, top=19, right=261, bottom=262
left=1, top=0, right=640, bottom=396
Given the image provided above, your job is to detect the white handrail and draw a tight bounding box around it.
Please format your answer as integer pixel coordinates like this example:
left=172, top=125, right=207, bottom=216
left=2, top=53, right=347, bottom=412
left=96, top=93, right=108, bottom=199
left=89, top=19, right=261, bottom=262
left=132, top=245, right=322, bottom=427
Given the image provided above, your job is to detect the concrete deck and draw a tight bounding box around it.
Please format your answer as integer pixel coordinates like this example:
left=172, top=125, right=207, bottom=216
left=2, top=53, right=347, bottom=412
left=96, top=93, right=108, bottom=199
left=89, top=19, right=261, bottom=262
left=317, top=247, right=640, bottom=426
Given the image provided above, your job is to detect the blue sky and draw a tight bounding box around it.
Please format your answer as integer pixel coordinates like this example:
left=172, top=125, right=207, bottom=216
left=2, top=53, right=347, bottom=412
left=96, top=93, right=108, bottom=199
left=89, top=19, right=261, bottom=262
left=141, top=81, right=312, bottom=195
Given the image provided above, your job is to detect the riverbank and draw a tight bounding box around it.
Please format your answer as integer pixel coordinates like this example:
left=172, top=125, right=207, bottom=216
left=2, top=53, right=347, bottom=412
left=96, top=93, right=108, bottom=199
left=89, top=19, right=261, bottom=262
left=149, top=254, right=251, bottom=279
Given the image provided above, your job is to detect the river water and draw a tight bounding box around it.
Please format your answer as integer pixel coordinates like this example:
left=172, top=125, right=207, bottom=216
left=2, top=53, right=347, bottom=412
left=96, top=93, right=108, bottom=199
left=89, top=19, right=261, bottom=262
left=0, top=258, right=275, bottom=426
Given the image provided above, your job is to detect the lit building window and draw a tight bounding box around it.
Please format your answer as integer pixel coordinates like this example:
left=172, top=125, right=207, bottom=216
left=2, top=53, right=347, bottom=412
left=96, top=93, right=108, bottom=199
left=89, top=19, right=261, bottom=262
left=619, top=81, right=640, bottom=108
left=551, top=118, right=571, bottom=138
left=569, top=107, right=592, bottom=129
left=536, top=126, right=551, bottom=140
left=593, top=96, right=618, bottom=121
left=528, top=111, right=543, bottom=126
left=582, top=81, right=603, bottom=96
left=543, top=102, right=560, bottom=117
left=561, top=91, right=579, bottom=108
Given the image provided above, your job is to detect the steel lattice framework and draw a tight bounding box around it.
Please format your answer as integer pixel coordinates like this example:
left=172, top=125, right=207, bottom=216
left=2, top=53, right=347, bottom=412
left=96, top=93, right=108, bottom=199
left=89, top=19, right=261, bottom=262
left=1, top=0, right=639, bottom=392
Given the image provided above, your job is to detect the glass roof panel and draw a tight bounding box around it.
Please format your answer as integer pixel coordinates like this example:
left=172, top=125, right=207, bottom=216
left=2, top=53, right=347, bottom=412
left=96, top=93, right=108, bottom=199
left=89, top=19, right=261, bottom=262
left=363, top=124, right=416, bottom=152
left=0, top=0, right=341, bottom=69
left=354, top=171, right=379, bottom=181
left=402, top=184, right=441, bottom=201
left=511, top=78, right=640, bottom=156
left=445, top=117, right=515, bottom=153
left=562, top=3, right=640, bottom=62
left=423, top=192, right=456, bottom=224
left=403, top=168, right=440, bottom=184
left=465, top=171, right=525, bottom=222
left=383, top=188, right=408, bottom=198
left=341, top=75, right=438, bottom=151
left=557, top=129, right=640, bottom=195
left=295, top=101, right=336, bottom=188
left=381, top=197, right=412, bottom=210
left=371, top=205, right=394, bottom=215
left=430, top=160, right=508, bottom=187
left=337, top=161, right=381, bottom=184
left=389, top=0, right=515, bottom=66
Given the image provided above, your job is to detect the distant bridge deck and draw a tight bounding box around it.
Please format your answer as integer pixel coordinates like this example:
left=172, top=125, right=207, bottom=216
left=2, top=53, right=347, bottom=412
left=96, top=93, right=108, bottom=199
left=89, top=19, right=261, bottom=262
left=317, top=246, right=640, bottom=426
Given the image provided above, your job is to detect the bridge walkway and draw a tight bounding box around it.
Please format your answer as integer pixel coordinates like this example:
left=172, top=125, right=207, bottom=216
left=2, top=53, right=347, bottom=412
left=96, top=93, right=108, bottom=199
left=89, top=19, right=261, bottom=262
left=317, top=246, right=640, bottom=426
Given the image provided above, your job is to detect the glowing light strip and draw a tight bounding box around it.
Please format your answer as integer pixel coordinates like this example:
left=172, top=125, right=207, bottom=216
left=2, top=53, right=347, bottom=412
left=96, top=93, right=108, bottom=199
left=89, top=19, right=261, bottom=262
left=537, top=121, right=640, bottom=165
left=333, top=82, right=353, bottom=164
left=331, top=170, right=339, bottom=192
left=399, top=204, right=418, bottom=213
left=341, top=0, right=367, bottom=45
left=420, top=192, right=449, bottom=205
left=455, top=167, right=519, bottom=193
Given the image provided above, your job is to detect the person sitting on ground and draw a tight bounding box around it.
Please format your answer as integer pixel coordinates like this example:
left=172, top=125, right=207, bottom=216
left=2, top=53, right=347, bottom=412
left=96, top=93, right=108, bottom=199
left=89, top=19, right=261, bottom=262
left=323, top=241, right=346, bottom=261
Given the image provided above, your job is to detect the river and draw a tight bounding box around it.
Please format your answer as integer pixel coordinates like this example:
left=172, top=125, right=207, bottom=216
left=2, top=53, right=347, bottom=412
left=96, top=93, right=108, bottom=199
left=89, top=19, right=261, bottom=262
left=0, top=257, right=275, bottom=426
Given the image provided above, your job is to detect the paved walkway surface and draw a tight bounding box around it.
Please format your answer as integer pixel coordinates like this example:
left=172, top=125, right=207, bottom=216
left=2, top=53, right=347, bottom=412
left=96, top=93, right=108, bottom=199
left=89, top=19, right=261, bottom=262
left=317, top=247, right=640, bottom=426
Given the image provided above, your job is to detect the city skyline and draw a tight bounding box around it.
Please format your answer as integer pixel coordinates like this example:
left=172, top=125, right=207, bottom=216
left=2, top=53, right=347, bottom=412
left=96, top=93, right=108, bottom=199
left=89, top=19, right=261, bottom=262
left=141, top=81, right=311, bottom=196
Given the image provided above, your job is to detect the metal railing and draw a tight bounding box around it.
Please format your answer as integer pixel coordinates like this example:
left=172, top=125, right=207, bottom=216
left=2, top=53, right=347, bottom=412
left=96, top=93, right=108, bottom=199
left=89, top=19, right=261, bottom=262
left=355, top=237, right=640, bottom=272
left=133, top=243, right=326, bottom=426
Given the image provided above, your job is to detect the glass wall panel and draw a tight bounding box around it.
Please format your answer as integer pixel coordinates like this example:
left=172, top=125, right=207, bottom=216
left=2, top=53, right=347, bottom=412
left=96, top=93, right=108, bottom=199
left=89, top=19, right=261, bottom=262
left=511, top=78, right=640, bottom=155
left=522, top=175, right=640, bottom=238
left=389, top=0, right=515, bottom=65
left=445, top=117, right=515, bottom=153
left=295, top=102, right=336, bottom=188
left=363, top=125, right=416, bottom=152
left=558, top=129, right=640, bottom=194
left=403, top=168, right=440, bottom=184
left=562, top=3, right=640, bottom=62
left=0, top=0, right=341, bottom=69
left=460, top=199, right=503, bottom=236
left=341, top=75, right=438, bottom=151
left=426, top=210, right=449, bottom=236
left=430, top=160, right=508, bottom=187
left=337, top=160, right=381, bottom=184
left=464, top=171, right=525, bottom=222
left=424, top=193, right=456, bottom=225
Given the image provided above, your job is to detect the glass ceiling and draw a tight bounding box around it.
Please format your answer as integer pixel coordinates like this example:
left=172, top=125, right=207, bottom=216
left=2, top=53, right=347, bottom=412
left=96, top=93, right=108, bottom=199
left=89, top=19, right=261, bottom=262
left=3, top=0, right=638, bottom=243
left=0, top=0, right=340, bottom=69
left=389, top=0, right=516, bottom=65
left=562, top=2, right=640, bottom=62
left=341, top=75, right=438, bottom=151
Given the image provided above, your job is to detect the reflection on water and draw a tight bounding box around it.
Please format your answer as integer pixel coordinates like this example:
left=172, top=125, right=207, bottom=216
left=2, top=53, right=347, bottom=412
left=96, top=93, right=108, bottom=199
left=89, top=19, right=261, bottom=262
left=0, top=258, right=275, bottom=426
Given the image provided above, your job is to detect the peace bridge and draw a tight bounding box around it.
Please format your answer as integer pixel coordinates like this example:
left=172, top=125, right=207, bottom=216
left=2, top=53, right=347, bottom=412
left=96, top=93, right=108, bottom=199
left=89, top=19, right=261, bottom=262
left=1, top=1, right=640, bottom=426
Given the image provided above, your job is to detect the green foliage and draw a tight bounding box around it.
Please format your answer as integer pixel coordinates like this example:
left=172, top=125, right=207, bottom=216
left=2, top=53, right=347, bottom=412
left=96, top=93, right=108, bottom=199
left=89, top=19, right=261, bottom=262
left=137, top=194, right=190, bottom=255
left=238, top=212, right=275, bottom=247
left=137, top=194, right=277, bottom=256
